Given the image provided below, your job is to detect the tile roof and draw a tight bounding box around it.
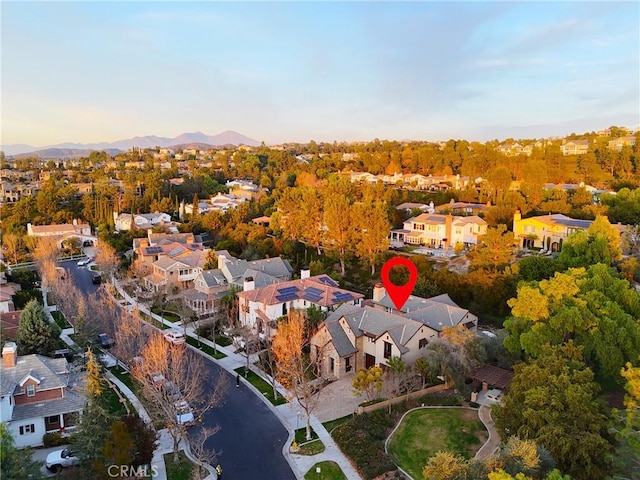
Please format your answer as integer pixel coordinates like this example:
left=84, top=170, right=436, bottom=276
left=407, top=213, right=448, bottom=224
left=237, top=275, right=363, bottom=307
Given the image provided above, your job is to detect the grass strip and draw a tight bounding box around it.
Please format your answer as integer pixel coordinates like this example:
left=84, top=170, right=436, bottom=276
left=234, top=366, right=287, bottom=406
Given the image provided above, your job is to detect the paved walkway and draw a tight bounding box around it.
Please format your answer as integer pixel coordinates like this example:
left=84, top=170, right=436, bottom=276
left=114, top=281, right=362, bottom=479
left=475, top=405, right=500, bottom=459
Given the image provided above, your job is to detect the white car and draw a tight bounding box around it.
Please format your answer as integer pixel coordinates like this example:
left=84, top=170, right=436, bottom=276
left=46, top=448, right=79, bottom=472
left=163, top=329, right=186, bottom=345
left=77, top=258, right=90, bottom=266
left=175, top=400, right=195, bottom=425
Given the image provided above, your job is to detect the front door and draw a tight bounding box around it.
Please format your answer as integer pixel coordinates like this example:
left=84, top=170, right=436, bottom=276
left=365, top=353, right=375, bottom=369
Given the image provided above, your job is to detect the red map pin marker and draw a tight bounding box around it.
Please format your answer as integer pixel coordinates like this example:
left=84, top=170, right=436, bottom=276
left=381, top=257, right=418, bottom=311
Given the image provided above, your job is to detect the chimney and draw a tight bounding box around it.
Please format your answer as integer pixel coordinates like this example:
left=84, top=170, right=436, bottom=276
left=2, top=342, right=18, bottom=368
left=444, top=214, right=453, bottom=249
left=243, top=276, right=255, bottom=292
left=300, top=266, right=310, bottom=280
left=373, top=283, right=385, bottom=303
left=514, top=210, right=522, bottom=224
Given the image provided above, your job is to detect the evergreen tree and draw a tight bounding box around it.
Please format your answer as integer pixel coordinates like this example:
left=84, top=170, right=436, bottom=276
left=0, top=423, right=45, bottom=480
left=16, top=299, right=58, bottom=355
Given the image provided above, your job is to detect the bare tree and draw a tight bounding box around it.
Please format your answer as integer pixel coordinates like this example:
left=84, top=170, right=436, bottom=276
left=272, top=309, right=321, bottom=441
left=2, top=233, right=23, bottom=265
left=95, top=242, right=119, bottom=282
left=33, top=237, right=59, bottom=289
left=112, top=306, right=147, bottom=368
left=188, top=426, right=221, bottom=480
left=132, top=334, right=227, bottom=462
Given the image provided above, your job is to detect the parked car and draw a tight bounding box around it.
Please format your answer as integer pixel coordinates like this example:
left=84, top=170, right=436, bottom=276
left=163, top=329, right=186, bottom=345
left=92, top=274, right=102, bottom=284
left=150, top=372, right=166, bottom=389
left=163, top=381, right=183, bottom=402
left=46, top=448, right=79, bottom=472
left=174, top=400, right=195, bottom=425
left=77, top=258, right=90, bottom=266
left=96, top=333, right=115, bottom=349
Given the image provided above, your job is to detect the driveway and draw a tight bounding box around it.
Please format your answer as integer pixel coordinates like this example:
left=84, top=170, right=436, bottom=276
left=31, top=445, right=76, bottom=478
left=312, top=376, right=365, bottom=422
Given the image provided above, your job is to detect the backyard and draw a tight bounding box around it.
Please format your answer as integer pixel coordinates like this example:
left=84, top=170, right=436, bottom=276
left=386, top=408, right=488, bottom=480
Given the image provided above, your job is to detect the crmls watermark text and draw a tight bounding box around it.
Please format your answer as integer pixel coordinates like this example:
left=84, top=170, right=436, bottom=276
left=108, top=465, right=159, bottom=478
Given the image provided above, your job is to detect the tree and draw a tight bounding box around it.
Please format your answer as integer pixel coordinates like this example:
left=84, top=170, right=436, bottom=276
left=95, top=242, right=119, bottom=281
left=468, top=224, right=515, bottom=272
left=16, top=299, right=58, bottom=355
left=558, top=216, right=622, bottom=268
left=120, top=414, right=158, bottom=468
left=422, top=451, right=467, bottom=480
left=353, top=200, right=391, bottom=274
left=352, top=365, right=384, bottom=402
left=0, top=423, right=45, bottom=480
left=32, top=237, right=59, bottom=288
left=133, top=333, right=226, bottom=462
left=188, top=426, right=220, bottom=480
left=323, top=177, right=355, bottom=275
left=385, top=356, right=411, bottom=396
left=102, top=420, right=135, bottom=476
left=610, top=360, right=640, bottom=479
left=504, top=265, right=640, bottom=378
left=493, top=343, right=612, bottom=479
left=272, top=310, right=320, bottom=440
left=1, top=233, right=24, bottom=265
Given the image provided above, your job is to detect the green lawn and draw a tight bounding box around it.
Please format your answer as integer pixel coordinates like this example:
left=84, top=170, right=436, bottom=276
left=322, top=415, right=352, bottom=434
left=234, top=366, right=287, bottom=406
left=186, top=336, right=226, bottom=359
left=387, top=408, right=488, bottom=480
left=51, top=310, right=71, bottom=329
left=304, top=461, right=347, bottom=480
left=163, top=452, right=206, bottom=480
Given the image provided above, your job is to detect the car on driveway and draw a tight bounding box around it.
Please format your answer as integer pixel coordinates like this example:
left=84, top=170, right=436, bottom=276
left=92, top=274, right=102, bottom=284
left=46, top=448, right=79, bottom=473
left=163, top=329, right=186, bottom=345
left=77, top=258, right=90, bottom=266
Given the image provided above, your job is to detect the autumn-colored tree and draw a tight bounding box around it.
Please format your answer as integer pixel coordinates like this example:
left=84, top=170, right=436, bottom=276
left=95, top=241, right=119, bottom=281
left=32, top=237, right=59, bottom=288
left=323, top=185, right=354, bottom=276
left=422, top=451, right=467, bottom=480
left=353, top=200, right=391, bottom=274
left=102, top=421, right=134, bottom=476
left=133, top=333, right=226, bottom=461
left=272, top=309, right=320, bottom=440
left=352, top=365, right=384, bottom=402
left=1, top=233, right=24, bottom=265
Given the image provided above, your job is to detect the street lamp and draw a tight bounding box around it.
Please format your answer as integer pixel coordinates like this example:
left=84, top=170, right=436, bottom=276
left=316, top=466, right=321, bottom=480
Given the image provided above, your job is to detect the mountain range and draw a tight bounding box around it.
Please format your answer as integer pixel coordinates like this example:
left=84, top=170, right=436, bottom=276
left=1, top=131, right=261, bottom=157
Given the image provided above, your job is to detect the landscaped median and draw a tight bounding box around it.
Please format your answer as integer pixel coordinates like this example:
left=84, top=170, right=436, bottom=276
left=234, top=366, right=287, bottom=406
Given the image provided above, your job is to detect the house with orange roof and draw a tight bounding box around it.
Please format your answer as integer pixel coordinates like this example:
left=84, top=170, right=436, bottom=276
left=236, top=268, right=364, bottom=336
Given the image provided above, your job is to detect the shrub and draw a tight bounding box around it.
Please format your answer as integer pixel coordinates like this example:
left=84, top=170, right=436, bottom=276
left=469, top=401, right=480, bottom=408
left=12, top=290, right=43, bottom=309
left=43, top=432, right=66, bottom=447
left=332, top=410, right=397, bottom=479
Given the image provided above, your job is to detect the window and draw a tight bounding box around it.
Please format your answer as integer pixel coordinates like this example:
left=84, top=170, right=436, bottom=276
left=26, top=384, right=35, bottom=397
left=368, top=337, right=375, bottom=343
left=345, top=356, right=352, bottom=372
left=46, top=415, right=59, bottom=425
left=383, top=341, right=392, bottom=359
left=455, top=228, right=462, bottom=235
left=19, top=424, right=35, bottom=435
left=419, top=338, right=428, bottom=349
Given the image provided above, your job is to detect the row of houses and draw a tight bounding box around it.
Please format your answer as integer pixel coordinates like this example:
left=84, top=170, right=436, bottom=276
left=350, top=172, right=472, bottom=191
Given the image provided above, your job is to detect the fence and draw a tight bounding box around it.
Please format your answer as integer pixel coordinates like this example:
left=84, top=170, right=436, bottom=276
left=356, top=383, right=448, bottom=415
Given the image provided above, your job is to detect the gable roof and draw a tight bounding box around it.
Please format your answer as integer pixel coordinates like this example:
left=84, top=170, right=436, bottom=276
left=237, top=274, right=364, bottom=307
left=0, top=354, right=69, bottom=397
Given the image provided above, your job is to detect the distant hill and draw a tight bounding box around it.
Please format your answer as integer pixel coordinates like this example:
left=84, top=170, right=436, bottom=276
left=10, top=148, right=124, bottom=159
left=1, top=130, right=260, bottom=156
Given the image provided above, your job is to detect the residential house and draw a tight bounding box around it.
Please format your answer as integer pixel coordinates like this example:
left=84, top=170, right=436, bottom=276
left=0, top=311, right=21, bottom=341
left=113, top=212, right=173, bottom=232
left=144, top=249, right=208, bottom=292
left=560, top=139, right=590, bottom=156
left=181, top=252, right=292, bottom=317
left=26, top=221, right=95, bottom=249
left=608, top=136, right=636, bottom=152
left=310, top=285, right=477, bottom=379
left=513, top=210, right=606, bottom=251
left=0, top=343, right=85, bottom=448
left=0, top=284, right=18, bottom=313
left=435, top=199, right=492, bottom=215
left=236, top=269, right=364, bottom=336
left=390, top=213, right=487, bottom=249
left=1, top=181, right=38, bottom=203
left=395, top=202, right=434, bottom=214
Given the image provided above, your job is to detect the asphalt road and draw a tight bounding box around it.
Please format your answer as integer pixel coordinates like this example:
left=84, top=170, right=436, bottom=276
left=64, top=262, right=296, bottom=480
left=191, top=363, right=296, bottom=480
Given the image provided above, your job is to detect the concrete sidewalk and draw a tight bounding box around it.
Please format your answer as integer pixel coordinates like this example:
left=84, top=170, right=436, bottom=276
left=114, top=280, right=362, bottom=479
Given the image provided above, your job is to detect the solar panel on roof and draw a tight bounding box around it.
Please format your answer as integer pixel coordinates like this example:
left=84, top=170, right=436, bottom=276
left=317, top=276, right=338, bottom=287
left=333, top=292, right=354, bottom=302
left=147, top=246, right=162, bottom=254
left=305, top=287, right=323, bottom=295
left=276, top=292, right=299, bottom=302
left=303, top=292, right=323, bottom=302
left=277, top=286, right=300, bottom=294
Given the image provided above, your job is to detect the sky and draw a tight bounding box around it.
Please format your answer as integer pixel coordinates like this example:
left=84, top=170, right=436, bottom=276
left=1, top=1, right=639, bottom=147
